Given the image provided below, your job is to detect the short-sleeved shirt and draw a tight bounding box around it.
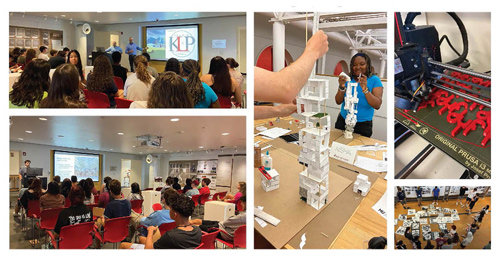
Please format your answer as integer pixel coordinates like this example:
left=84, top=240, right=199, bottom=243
left=433, top=188, right=440, bottom=197
left=415, top=189, right=422, bottom=198
left=54, top=204, right=93, bottom=234
left=199, top=186, right=210, bottom=196
left=436, top=237, right=447, bottom=247
left=124, top=73, right=154, bottom=101
left=340, top=75, right=383, bottom=122
left=182, top=79, right=218, bottom=108
left=112, top=64, right=128, bottom=85
left=397, top=191, right=405, bottom=201
left=467, top=190, right=476, bottom=199
left=185, top=188, right=199, bottom=198
left=153, top=226, right=202, bottom=249
left=138, top=209, right=174, bottom=236
left=460, top=187, right=468, bottom=196
left=86, top=73, right=118, bottom=107
left=104, top=198, right=131, bottom=219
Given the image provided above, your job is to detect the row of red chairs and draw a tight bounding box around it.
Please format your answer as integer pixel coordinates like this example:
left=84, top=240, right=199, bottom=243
left=82, top=89, right=133, bottom=108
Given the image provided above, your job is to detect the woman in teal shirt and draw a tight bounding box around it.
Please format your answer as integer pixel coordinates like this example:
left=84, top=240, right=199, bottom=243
left=334, top=53, right=384, bottom=137
left=9, top=59, right=50, bottom=108
left=181, top=59, right=220, bottom=108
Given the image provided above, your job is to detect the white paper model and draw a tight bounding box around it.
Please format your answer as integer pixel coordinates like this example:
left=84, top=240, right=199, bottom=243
left=353, top=173, right=371, bottom=196
left=296, top=78, right=330, bottom=210
left=261, top=169, right=280, bottom=192
left=339, top=72, right=359, bottom=139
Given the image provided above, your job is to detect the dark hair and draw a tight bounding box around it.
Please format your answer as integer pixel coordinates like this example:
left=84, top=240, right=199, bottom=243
left=30, top=178, right=43, bottom=198
left=26, top=49, right=37, bottom=63
left=67, top=50, right=84, bottom=79
left=478, top=211, right=486, bottom=223
left=208, top=56, right=232, bottom=96
left=447, top=238, right=452, bottom=245
left=9, top=59, right=50, bottom=108
left=71, top=175, right=78, bottom=183
left=39, top=64, right=87, bottom=108
left=12, top=47, right=21, bottom=57
left=57, top=51, right=66, bottom=57
left=87, top=55, right=114, bottom=93
left=109, top=179, right=121, bottom=196
left=103, top=176, right=112, bottom=192
left=131, top=182, right=142, bottom=196
left=173, top=177, right=179, bottom=183
left=63, top=47, right=70, bottom=52
left=47, top=181, right=60, bottom=195
left=368, top=236, right=387, bottom=249
left=147, top=71, right=193, bottom=108
left=185, top=178, right=192, bottom=187
left=27, top=177, right=35, bottom=187
left=25, top=160, right=31, bottom=164
left=452, top=233, right=459, bottom=243
left=69, top=185, right=85, bottom=206
left=142, top=52, right=151, bottom=62
left=112, top=51, right=122, bottom=63
left=61, top=178, right=72, bottom=195
left=182, top=59, right=205, bottom=105
left=78, top=179, right=92, bottom=199
left=39, top=46, right=48, bottom=53
left=164, top=58, right=180, bottom=74
left=53, top=175, right=61, bottom=183
left=202, top=178, right=211, bottom=186
left=225, top=57, right=239, bottom=68
left=49, top=49, right=57, bottom=56
left=170, top=194, right=195, bottom=218
left=238, top=181, right=246, bottom=195
left=163, top=189, right=178, bottom=207
left=134, top=55, right=152, bottom=84
left=166, top=177, right=174, bottom=185
left=349, top=52, right=373, bottom=78
left=439, top=232, right=444, bottom=237
left=86, top=178, right=95, bottom=191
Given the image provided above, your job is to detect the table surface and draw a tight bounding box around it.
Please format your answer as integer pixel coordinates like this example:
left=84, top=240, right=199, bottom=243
left=254, top=116, right=387, bottom=249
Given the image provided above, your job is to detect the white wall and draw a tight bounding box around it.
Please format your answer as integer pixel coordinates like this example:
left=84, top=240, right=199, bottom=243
left=254, top=13, right=385, bottom=78
left=402, top=12, right=491, bottom=72
left=97, top=15, right=246, bottom=73
left=10, top=141, right=143, bottom=183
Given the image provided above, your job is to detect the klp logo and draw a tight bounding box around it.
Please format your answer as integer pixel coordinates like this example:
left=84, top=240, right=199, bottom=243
left=169, top=30, right=196, bottom=58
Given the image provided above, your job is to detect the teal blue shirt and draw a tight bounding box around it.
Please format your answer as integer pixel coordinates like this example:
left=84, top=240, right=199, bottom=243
left=340, top=75, right=383, bottom=122
left=182, top=79, right=218, bottom=108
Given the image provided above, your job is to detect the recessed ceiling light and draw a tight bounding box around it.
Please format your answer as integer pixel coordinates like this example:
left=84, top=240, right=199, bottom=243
left=174, top=14, right=179, bottom=17
left=61, top=15, right=66, bottom=17
left=129, top=18, right=133, bottom=20
left=117, top=133, right=124, bottom=135
left=139, top=152, right=143, bottom=154
left=89, top=139, right=94, bottom=142
left=110, top=149, right=113, bottom=151
left=132, top=146, right=136, bottom=148
left=95, top=20, right=99, bottom=23
left=222, top=133, right=230, bottom=136
left=164, top=150, right=168, bottom=152
left=199, top=146, right=204, bottom=149
left=170, top=118, right=179, bottom=122
left=39, top=118, right=47, bottom=121
left=25, top=131, right=32, bottom=134
left=18, top=138, right=24, bottom=141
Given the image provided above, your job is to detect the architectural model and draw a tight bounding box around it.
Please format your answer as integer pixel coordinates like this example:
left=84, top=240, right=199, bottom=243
left=353, top=173, right=371, bottom=196
left=260, top=167, right=280, bottom=192
left=340, top=72, right=359, bottom=139
left=296, top=78, right=331, bottom=210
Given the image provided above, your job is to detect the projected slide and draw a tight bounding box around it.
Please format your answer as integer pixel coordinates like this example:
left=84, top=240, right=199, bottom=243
left=146, top=25, right=199, bottom=61
left=54, top=151, right=100, bottom=181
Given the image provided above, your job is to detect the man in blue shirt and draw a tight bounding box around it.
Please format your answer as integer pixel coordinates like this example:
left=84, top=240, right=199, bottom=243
left=125, top=37, right=148, bottom=72
left=432, top=186, right=440, bottom=205
left=137, top=189, right=176, bottom=237
left=105, top=41, right=123, bottom=54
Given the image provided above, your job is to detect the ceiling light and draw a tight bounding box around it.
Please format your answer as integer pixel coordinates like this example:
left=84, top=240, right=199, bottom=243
left=97, top=11, right=102, bottom=13
left=128, top=18, right=133, bottom=21
left=110, top=149, right=113, bottom=151
left=18, top=138, right=24, bottom=141
left=139, top=152, right=143, bottom=154
left=25, top=131, right=32, bottom=134
left=89, top=139, right=94, bottom=142
left=174, top=14, right=179, bottom=17
left=164, top=150, right=168, bottom=152
left=39, top=118, right=47, bottom=121
left=95, top=20, right=99, bottom=23
left=222, top=133, right=229, bottom=136
left=132, top=146, right=136, bottom=148
left=61, top=15, right=66, bottom=17
left=170, top=118, right=180, bottom=122
left=117, top=132, right=124, bottom=135
left=199, top=146, right=204, bottom=149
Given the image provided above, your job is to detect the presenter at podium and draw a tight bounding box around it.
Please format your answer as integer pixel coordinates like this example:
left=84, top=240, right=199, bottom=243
left=125, top=37, right=148, bottom=72
left=105, top=41, right=123, bottom=54
left=18, top=160, right=31, bottom=188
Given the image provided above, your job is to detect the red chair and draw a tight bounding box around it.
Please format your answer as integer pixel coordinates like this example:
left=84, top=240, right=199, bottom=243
left=113, top=76, right=124, bottom=90
left=130, top=199, right=144, bottom=214
left=83, top=89, right=110, bottom=108
left=177, top=189, right=183, bottom=194
left=155, top=187, right=163, bottom=191
left=35, top=207, right=64, bottom=246
left=236, top=199, right=244, bottom=212
left=144, top=188, right=153, bottom=191
left=46, top=221, right=95, bottom=249
left=199, top=230, right=220, bottom=249
left=94, top=216, right=132, bottom=249
left=64, top=197, right=71, bottom=207
left=200, top=193, right=211, bottom=206
left=94, top=195, right=100, bottom=204
left=152, top=203, right=162, bottom=211
left=194, top=243, right=204, bottom=249
left=114, top=97, right=133, bottom=108
left=158, top=222, right=176, bottom=235
left=211, top=191, right=227, bottom=201
left=216, top=225, right=246, bottom=249
left=27, top=200, right=41, bottom=247
left=191, top=194, right=201, bottom=215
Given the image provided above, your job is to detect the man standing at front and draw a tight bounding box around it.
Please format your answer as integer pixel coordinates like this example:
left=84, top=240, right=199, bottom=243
left=125, top=37, right=147, bottom=72
left=18, top=160, right=31, bottom=188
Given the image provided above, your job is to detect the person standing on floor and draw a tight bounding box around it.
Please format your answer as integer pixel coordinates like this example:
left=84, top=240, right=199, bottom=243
left=432, top=186, right=440, bottom=205
left=125, top=37, right=147, bottom=72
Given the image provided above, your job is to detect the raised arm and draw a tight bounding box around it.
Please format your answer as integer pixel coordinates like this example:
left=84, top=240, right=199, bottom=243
left=254, top=103, right=297, bottom=120
left=254, top=30, right=329, bottom=104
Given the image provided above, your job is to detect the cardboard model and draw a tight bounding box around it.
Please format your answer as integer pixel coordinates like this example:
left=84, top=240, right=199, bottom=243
left=340, top=72, right=359, bottom=139
left=353, top=173, right=371, bottom=196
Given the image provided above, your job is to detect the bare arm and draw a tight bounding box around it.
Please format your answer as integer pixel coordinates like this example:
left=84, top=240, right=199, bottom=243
left=210, top=99, right=221, bottom=108
left=231, top=78, right=242, bottom=104
left=359, top=75, right=383, bottom=109
left=254, top=104, right=297, bottom=120
left=335, top=76, right=347, bottom=105
left=254, top=30, right=329, bottom=103
left=145, top=226, right=157, bottom=249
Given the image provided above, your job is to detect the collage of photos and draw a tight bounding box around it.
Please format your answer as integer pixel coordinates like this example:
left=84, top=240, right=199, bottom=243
left=5, top=7, right=493, bottom=253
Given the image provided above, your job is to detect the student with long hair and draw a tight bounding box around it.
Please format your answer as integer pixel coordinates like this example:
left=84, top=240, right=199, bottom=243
left=86, top=55, right=120, bottom=107
left=124, top=55, right=154, bottom=101
left=226, top=57, right=244, bottom=87
left=40, top=181, right=65, bottom=210
left=39, top=64, right=88, bottom=108
left=9, top=59, right=50, bottom=108
left=223, top=181, right=246, bottom=202
left=25, top=49, right=37, bottom=65
left=130, top=71, right=193, bottom=108
left=20, top=178, right=43, bottom=210
left=67, top=50, right=86, bottom=84
left=201, top=56, right=242, bottom=108
left=181, top=59, right=219, bottom=108
left=53, top=186, right=93, bottom=235
left=128, top=182, right=144, bottom=201
left=61, top=178, right=72, bottom=198
left=78, top=179, right=94, bottom=205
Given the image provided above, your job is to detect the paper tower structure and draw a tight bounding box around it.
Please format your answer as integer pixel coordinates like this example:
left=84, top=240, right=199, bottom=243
left=340, top=72, right=359, bottom=139
left=353, top=174, right=371, bottom=196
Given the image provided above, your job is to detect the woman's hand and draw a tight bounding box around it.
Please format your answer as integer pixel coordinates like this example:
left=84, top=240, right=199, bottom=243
left=147, top=226, right=158, bottom=234
left=338, top=75, right=347, bottom=88
left=359, top=74, right=368, bottom=93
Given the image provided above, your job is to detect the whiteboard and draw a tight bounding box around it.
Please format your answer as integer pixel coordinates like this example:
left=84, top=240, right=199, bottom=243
left=231, top=155, right=246, bottom=194
left=216, top=156, right=233, bottom=187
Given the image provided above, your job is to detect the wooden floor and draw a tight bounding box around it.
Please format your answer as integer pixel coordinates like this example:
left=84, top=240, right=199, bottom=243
left=330, top=178, right=387, bottom=249
left=394, top=197, right=491, bottom=249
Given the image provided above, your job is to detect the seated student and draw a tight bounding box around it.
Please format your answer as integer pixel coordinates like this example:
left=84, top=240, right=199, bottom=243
left=160, top=177, right=174, bottom=195
left=395, top=240, right=407, bottom=249
left=78, top=179, right=94, bottom=205
left=98, top=177, right=113, bottom=208
left=13, top=178, right=34, bottom=217
left=86, top=55, right=120, bottom=107
left=136, top=189, right=176, bottom=237
left=61, top=178, right=72, bottom=198
left=49, top=51, right=66, bottom=69
left=17, top=48, right=28, bottom=66
left=100, top=176, right=112, bottom=194
left=53, top=186, right=93, bottom=235
left=191, top=195, right=246, bottom=242
left=226, top=58, right=244, bottom=88
left=49, top=49, right=58, bottom=57
left=164, top=58, right=180, bottom=74
left=124, top=55, right=154, bottom=102
left=53, top=175, right=61, bottom=185
left=111, top=52, right=128, bottom=85
left=71, top=175, right=78, bottom=186
left=20, top=178, right=43, bottom=210
left=127, top=182, right=144, bottom=201
left=201, top=56, right=242, bottom=108
left=39, top=63, right=88, bottom=108
left=441, top=239, right=454, bottom=249
left=185, top=180, right=200, bottom=198
left=172, top=177, right=182, bottom=190
left=435, top=232, right=447, bottom=249
left=9, top=59, right=50, bottom=108
left=423, top=240, right=434, bottom=249
left=199, top=178, right=211, bottom=195
left=142, top=53, right=159, bottom=79
left=182, top=179, right=193, bottom=194
left=223, top=181, right=245, bottom=202
left=181, top=59, right=220, bottom=108
left=119, top=193, right=202, bottom=249
left=40, top=181, right=65, bottom=210
left=129, top=72, right=193, bottom=108
left=38, top=46, right=50, bottom=61
left=86, top=178, right=98, bottom=195
left=367, top=236, right=387, bottom=249
left=103, top=180, right=131, bottom=220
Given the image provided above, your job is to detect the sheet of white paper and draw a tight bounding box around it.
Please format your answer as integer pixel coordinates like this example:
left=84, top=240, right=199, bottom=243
left=352, top=145, right=387, bottom=151
left=258, top=127, right=291, bottom=139
left=354, top=155, right=387, bottom=172
left=51, top=39, right=62, bottom=50
left=371, top=191, right=387, bottom=219
left=255, top=217, right=267, bottom=228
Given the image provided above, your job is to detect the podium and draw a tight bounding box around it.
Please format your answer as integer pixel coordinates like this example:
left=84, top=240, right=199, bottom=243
left=204, top=201, right=235, bottom=222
